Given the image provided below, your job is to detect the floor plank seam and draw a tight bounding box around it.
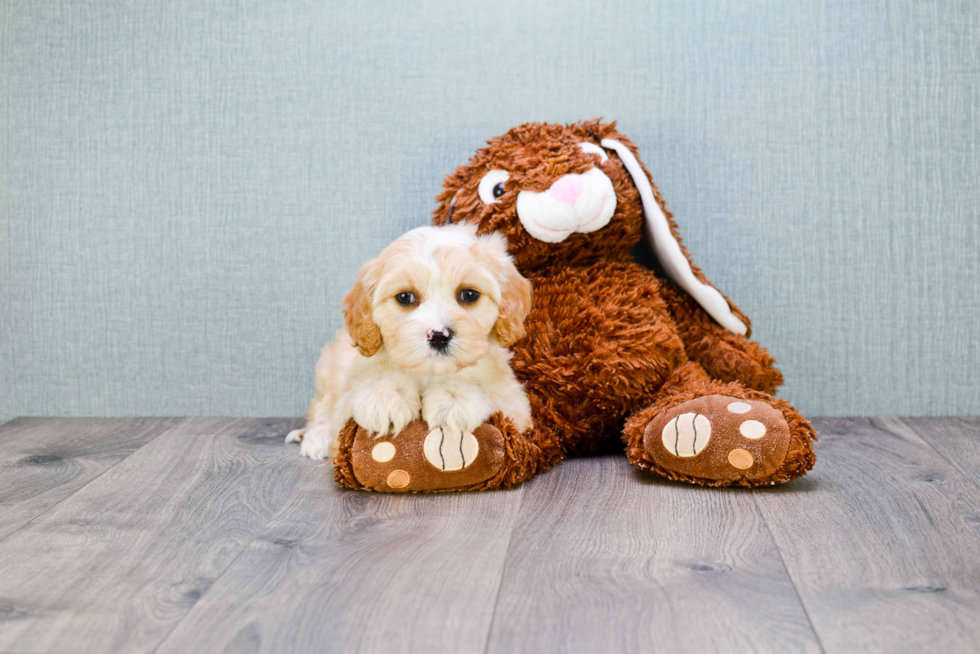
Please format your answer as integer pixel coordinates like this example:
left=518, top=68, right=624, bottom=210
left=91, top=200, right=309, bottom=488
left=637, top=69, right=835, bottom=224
left=897, top=417, right=980, bottom=493
left=148, top=463, right=320, bottom=654
left=752, top=491, right=828, bottom=654
left=0, top=418, right=186, bottom=547
left=479, top=483, right=528, bottom=654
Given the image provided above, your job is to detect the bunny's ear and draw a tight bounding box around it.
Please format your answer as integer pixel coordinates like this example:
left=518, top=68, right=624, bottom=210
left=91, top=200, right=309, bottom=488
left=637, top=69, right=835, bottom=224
left=600, top=138, right=748, bottom=335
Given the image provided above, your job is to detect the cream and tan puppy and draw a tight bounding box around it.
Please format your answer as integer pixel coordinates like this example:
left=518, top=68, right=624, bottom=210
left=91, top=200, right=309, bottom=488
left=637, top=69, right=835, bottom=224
left=287, top=224, right=534, bottom=460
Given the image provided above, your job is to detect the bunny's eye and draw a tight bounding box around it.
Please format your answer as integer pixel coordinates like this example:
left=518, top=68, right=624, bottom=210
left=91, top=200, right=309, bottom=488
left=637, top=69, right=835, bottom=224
left=478, top=170, right=510, bottom=204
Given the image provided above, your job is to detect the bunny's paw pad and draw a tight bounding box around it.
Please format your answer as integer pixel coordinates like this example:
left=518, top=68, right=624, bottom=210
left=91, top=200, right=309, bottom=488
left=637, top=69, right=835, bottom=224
left=643, top=395, right=791, bottom=483
left=348, top=420, right=506, bottom=492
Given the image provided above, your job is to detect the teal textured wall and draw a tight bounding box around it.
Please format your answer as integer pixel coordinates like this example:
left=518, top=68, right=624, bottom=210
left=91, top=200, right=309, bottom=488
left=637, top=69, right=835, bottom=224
left=2, top=0, right=978, bottom=422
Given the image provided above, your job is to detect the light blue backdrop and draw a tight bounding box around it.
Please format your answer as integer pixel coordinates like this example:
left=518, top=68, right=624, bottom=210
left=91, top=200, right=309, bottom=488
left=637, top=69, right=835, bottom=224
left=2, top=0, right=978, bottom=423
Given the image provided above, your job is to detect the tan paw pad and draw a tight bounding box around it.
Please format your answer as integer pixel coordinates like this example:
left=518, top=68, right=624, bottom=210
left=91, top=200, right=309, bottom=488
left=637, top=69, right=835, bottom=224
left=728, top=449, right=754, bottom=470
left=386, top=469, right=411, bottom=488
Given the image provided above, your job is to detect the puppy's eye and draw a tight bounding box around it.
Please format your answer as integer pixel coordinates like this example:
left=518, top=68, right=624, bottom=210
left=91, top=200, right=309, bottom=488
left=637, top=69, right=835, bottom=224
left=395, top=292, right=417, bottom=306
left=478, top=170, right=510, bottom=204
left=458, top=289, right=480, bottom=304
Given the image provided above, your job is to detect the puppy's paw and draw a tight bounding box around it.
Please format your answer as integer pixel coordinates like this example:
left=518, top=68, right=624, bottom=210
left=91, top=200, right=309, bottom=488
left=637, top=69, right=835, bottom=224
left=510, top=414, right=533, bottom=435
left=423, top=384, right=493, bottom=436
left=352, top=378, right=420, bottom=436
left=285, top=429, right=304, bottom=444
left=299, top=424, right=337, bottom=460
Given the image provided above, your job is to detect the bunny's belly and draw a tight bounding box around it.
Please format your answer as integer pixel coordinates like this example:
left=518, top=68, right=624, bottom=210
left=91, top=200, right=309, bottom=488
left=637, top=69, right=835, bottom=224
left=510, top=261, right=688, bottom=451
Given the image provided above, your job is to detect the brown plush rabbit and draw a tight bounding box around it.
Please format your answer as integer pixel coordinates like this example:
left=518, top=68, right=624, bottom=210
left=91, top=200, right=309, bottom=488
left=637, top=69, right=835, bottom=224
left=334, top=120, right=815, bottom=492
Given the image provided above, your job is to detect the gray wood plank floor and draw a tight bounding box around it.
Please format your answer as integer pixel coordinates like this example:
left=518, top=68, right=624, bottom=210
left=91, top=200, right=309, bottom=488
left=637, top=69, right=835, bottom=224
left=485, top=456, right=820, bottom=654
left=0, top=418, right=181, bottom=542
left=0, top=416, right=978, bottom=654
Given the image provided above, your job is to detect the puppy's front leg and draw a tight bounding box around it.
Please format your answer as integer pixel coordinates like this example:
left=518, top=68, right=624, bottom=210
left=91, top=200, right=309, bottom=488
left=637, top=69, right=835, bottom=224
left=351, top=373, right=421, bottom=437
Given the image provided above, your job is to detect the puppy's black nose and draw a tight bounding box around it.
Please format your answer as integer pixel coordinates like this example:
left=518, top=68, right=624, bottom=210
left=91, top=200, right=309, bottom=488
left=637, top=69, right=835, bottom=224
left=427, top=327, right=454, bottom=352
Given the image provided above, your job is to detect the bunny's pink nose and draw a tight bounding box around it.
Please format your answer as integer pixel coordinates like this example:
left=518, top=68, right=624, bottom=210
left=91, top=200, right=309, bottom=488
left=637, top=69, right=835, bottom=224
left=549, top=175, right=584, bottom=206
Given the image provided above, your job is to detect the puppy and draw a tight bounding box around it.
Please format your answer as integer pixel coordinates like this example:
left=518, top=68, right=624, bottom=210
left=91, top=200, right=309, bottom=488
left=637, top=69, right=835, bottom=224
left=286, top=223, right=534, bottom=460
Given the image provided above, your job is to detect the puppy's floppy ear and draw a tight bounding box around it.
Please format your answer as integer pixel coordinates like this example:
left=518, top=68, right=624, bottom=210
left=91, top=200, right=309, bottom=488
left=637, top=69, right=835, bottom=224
left=343, top=258, right=383, bottom=357
left=495, top=269, right=533, bottom=347
left=481, top=233, right=533, bottom=347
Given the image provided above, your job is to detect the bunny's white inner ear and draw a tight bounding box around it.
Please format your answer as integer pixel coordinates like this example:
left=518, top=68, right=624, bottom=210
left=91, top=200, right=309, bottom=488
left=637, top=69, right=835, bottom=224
left=600, top=138, right=747, bottom=335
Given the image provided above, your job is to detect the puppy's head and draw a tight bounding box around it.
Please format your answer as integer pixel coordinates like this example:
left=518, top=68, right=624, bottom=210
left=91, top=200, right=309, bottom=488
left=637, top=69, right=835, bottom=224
left=343, top=224, right=532, bottom=374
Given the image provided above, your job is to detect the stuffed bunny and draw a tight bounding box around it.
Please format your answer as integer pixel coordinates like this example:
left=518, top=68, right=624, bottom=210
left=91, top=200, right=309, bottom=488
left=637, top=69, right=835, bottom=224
left=334, top=120, right=815, bottom=492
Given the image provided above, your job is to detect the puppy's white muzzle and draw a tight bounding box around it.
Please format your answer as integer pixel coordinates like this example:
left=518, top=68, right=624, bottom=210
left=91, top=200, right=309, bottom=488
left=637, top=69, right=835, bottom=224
left=516, top=167, right=617, bottom=243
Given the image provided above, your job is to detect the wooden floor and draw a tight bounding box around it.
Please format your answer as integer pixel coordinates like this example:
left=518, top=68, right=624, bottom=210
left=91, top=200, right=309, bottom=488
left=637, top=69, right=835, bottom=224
left=0, top=417, right=979, bottom=653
